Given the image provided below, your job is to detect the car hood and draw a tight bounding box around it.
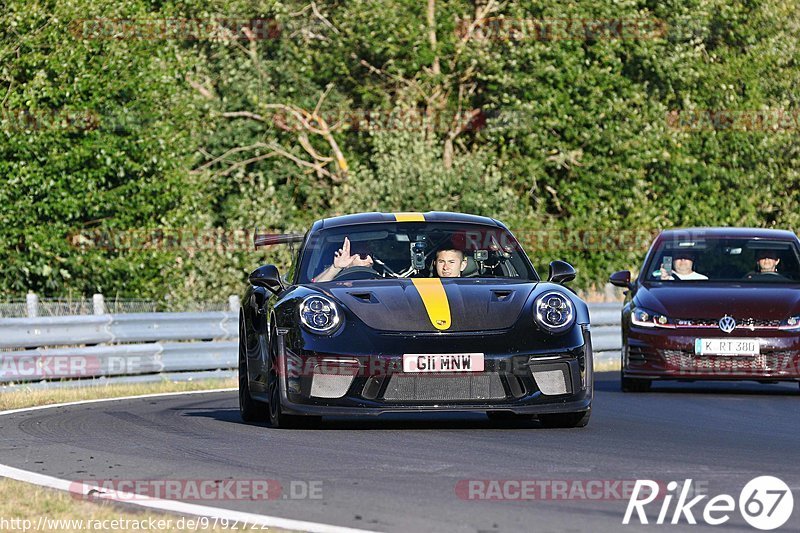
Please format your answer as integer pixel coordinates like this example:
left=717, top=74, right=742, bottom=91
left=636, top=284, right=800, bottom=320
left=321, top=279, right=536, bottom=332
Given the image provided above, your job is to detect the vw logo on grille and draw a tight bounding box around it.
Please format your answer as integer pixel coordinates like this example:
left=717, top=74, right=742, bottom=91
left=718, top=315, right=737, bottom=333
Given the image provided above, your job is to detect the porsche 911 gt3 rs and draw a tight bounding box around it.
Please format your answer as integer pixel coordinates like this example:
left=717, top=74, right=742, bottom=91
left=239, top=212, right=593, bottom=428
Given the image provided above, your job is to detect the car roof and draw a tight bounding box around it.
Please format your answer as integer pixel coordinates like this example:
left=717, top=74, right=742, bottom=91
left=312, top=212, right=503, bottom=231
left=657, top=227, right=799, bottom=241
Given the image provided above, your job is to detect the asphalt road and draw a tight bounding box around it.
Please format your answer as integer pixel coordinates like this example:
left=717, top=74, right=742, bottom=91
left=1, top=372, right=799, bottom=532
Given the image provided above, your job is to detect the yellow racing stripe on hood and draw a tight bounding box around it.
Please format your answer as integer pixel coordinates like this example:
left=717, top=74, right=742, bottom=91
left=394, top=212, right=425, bottom=222
left=411, top=278, right=451, bottom=330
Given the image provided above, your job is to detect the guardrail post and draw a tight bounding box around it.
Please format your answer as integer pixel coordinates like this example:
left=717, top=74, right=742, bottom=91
left=229, top=295, right=240, bottom=313
left=604, top=283, right=617, bottom=302
left=93, top=293, right=106, bottom=315
left=26, top=292, right=38, bottom=318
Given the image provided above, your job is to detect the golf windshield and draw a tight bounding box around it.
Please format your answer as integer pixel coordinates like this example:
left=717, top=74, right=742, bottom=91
left=645, top=237, right=800, bottom=283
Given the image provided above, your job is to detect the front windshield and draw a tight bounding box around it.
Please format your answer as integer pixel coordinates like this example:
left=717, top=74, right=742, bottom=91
left=298, top=222, right=538, bottom=283
left=644, top=237, right=800, bottom=283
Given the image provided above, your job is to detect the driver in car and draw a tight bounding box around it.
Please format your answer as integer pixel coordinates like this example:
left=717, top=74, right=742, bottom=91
left=434, top=248, right=468, bottom=278
left=745, top=250, right=788, bottom=280
left=312, top=237, right=373, bottom=282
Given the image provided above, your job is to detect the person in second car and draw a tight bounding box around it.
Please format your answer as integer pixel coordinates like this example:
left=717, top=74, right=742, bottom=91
left=745, top=249, right=788, bottom=280
left=659, top=251, right=708, bottom=280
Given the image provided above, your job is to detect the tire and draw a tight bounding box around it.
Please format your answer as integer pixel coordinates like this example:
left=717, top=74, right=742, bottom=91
left=620, top=373, right=652, bottom=393
left=267, top=327, right=320, bottom=429
left=538, top=410, right=591, bottom=428
left=239, top=322, right=268, bottom=422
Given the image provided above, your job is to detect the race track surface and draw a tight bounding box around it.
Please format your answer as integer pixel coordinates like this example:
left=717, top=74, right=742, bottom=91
left=1, top=372, right=798, bottom=532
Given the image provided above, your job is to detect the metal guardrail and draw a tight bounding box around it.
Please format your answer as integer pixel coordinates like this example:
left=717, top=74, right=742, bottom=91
left=0, top=311, right=239, bottom=383
left=588, top=303, right=623, bottom=353
left=0, top=303, right=623, bottom=384
left=0, top=312, right=238, bottom=349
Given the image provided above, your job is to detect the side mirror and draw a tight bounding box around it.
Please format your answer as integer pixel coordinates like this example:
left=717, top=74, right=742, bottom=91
left=548, top=260, right=576, bottom=284
left=609, top=270, right=632, bottom=289
left=249, top=265, right=284, bottom=294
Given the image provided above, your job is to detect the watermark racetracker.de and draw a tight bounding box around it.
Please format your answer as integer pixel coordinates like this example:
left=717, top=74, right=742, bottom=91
left=456, top=17, right=668, bottom=41
left=456, top=477, right=794, bottom=529
left=666, top=109, right=800, bottom=133
left=69, top=17, right=281, bottom=41
left=66, top=227, right=659, bottom=254
left=0, top=355, right=164, bottom=381
left=455, top=479, right=673, bottom=501
left=70, top=478, right=323, bottom=501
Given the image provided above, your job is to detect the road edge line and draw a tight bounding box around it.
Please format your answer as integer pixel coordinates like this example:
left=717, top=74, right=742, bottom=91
left=0, top=390, right=381, bottom=533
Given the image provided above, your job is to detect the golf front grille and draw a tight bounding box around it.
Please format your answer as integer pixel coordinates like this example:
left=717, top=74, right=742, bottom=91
left=662, top=350, right=798, bottom=375
left=382, top=373, right=506, bottom=401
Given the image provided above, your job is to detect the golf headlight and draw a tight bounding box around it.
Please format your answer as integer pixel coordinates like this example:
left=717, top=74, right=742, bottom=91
left=299, top=295, right=341, bottom=334
left=631, top=307, right=673, bottom=328
left=779, top=316, right=800, bottom=331
left=534, top=291, right=575, bottom=334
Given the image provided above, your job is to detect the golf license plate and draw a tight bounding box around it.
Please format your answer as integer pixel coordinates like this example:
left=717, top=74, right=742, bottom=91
left=694, top=338, right=760, bottom=356
left=402, top=353, right=484, bottom=372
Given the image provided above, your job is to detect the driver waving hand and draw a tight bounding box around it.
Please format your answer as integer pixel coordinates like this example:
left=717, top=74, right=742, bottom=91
left=313, top=237, right=373, bottom=282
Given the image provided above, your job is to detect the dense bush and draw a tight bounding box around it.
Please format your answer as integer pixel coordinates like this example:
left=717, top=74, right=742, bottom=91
left=2, top=0, right=798, bottom=301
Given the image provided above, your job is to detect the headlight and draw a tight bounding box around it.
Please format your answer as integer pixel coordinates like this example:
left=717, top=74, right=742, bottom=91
left=779, top=316, right=800, bottom=331
left=631, top=307, right=674, bottom=328
left=534, top=291, right=575, bottom=334
left=299, top=295, right=341, bottom=334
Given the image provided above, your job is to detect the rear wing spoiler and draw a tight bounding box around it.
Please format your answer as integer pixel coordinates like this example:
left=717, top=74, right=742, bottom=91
left=253, top=230, right=304, bottom=249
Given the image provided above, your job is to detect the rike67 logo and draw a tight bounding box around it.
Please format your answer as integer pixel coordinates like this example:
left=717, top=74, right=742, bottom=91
left=624, top=476, right=794, bottom=530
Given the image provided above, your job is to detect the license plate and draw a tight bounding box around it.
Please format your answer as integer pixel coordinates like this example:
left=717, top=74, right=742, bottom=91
left=694, top=338, right=760, bottom=356
left=402, top=353, right=484, bottom=372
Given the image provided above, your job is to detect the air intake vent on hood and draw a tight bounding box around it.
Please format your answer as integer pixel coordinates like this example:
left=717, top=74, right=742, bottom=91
left=491, top=290, right=514, bottom=302
left=348, top=291, right=378, bottom=304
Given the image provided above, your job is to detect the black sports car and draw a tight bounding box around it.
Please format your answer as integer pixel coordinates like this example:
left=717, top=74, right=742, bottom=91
left=239, top=212, right=593, bottom=428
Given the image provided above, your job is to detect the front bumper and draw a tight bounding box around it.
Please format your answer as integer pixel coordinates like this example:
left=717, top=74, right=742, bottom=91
left=624, top=326, right=800, bottom=381
left=275, top=327, right=593, bottom=416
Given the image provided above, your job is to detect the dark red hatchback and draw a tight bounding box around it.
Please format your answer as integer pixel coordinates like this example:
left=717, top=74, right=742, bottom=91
left=609, top=228, right=800, bottom=392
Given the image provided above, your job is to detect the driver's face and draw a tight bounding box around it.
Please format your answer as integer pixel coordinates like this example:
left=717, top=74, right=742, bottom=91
left=435, top=250, right=466, bottom=278
left=757, top=255, right=779, bottom=272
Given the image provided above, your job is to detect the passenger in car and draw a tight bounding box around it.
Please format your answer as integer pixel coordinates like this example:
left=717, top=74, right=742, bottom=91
left=312, top=237, right=373, bottom=282
left=658, top=251, right=708, bottom=280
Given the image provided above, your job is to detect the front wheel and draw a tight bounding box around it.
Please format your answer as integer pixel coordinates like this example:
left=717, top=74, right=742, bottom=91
left=239, top=323, right=267, bottom=422
left=538, top=410, right=591, bottom=428
left=267, top=328, right=319, bottom=429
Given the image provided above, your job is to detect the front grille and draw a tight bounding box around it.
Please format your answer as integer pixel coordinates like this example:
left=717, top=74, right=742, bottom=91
left=382, top=373, right=506, bottom=401
left=674, top=317, right=781, bottom=329
left=628, top=345, right=659, bottom=363
left=662, top=350, right=798, bottom=375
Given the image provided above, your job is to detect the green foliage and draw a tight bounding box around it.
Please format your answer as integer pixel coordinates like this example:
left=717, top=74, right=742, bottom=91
left=333, top=127, right=514, bottom=216
left=0, top=0, right=205, bottom=297
left=2, top=0, right=799, bottom=300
